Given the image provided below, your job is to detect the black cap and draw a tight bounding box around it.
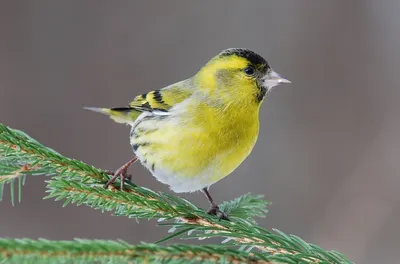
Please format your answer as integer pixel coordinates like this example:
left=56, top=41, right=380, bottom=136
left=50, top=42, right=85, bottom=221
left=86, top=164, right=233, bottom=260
left=219, top=48, right=268, bottom=67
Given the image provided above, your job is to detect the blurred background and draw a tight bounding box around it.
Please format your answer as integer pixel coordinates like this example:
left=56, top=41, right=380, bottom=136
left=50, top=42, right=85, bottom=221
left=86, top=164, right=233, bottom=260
left=1, top=1, right=399, bottom=263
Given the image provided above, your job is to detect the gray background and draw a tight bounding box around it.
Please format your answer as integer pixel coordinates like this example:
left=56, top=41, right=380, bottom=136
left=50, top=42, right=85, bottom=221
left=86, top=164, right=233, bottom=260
left=1, top=1, right=400, bottom=263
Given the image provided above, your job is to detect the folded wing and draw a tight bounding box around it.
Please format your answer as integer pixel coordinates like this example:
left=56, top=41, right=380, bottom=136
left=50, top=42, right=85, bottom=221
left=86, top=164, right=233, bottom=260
left=85, top=82, right=193, bottom=124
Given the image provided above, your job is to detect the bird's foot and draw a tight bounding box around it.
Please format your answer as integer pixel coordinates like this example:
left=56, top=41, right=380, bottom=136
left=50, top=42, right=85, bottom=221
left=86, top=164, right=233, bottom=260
left=103, top=157, right=138, bottom=190
left=207, top=204, right=230, bottom=221
left=103, top=169, right=132, bottom=190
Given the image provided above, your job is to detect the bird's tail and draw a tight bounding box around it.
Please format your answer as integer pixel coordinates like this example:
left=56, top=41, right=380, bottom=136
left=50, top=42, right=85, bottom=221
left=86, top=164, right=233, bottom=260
left=84, top=107, right=141, bottom=124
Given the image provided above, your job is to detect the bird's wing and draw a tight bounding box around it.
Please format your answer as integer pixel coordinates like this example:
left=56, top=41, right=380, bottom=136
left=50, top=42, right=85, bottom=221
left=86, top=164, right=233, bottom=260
left=85, top=81, right=193, bottom=124
left=129, top=84, right=192, bottom=113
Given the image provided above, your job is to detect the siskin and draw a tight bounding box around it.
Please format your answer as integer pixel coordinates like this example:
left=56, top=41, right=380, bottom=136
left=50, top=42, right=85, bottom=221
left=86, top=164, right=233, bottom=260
left=85, top=48, right=290, bottom=220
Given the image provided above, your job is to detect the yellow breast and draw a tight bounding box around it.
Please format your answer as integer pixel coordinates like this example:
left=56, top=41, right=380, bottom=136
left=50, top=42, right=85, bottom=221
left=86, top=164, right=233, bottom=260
left=131, top=98, right=260, bottom=192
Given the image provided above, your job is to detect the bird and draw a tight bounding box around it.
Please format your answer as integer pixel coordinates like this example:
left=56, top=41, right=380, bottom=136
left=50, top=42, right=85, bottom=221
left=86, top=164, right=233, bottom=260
left=85, top=48, right=290, bottom=220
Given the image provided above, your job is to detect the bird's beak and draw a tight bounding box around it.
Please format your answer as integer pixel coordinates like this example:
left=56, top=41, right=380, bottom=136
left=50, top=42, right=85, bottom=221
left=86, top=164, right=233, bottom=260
left=262, top=69, right=291, bottom=89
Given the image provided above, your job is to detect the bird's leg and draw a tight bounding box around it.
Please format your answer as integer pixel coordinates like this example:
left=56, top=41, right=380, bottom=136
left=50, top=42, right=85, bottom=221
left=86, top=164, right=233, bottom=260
left=104, top=157, right=138, bottom=190
left=202, top=187, right=229, bottom=221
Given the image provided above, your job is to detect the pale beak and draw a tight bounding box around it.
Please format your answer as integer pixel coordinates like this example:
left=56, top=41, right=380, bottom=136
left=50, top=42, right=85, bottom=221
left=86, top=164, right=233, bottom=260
left=262, top=69, right=291, bottom=89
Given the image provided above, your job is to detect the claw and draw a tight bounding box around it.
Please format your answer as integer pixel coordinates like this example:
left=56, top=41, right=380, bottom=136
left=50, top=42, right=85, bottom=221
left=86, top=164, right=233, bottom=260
left=103, top=170, right=130, bottom=190
left=103, top=157, right=137, bottom=190
left=207, top=205, right=230, bottom=221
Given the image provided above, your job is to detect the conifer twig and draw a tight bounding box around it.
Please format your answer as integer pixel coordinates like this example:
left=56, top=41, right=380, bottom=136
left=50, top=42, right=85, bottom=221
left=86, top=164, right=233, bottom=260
left=0, top=239, right=274, bottom=264
left=0, top=123, right=352, bottom=264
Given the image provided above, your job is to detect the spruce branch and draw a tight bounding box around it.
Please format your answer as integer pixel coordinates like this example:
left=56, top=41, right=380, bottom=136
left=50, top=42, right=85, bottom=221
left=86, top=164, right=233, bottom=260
left=0, top=239, right=274, bottom=264
left=0, top=123, right=352, bottom=264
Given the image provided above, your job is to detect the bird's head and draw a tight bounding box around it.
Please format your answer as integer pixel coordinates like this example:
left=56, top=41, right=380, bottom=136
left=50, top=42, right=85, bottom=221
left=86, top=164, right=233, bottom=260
left=195, top=48, right=290, bottom=104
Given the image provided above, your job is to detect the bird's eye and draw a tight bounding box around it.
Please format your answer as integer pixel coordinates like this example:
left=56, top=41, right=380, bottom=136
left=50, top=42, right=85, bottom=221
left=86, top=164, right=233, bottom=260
left=244, top=66, right=255, bottom=76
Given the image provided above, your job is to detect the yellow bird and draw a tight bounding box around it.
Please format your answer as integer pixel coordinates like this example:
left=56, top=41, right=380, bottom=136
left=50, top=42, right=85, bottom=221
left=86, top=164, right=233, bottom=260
left=85, top=48, right=290, bottom=219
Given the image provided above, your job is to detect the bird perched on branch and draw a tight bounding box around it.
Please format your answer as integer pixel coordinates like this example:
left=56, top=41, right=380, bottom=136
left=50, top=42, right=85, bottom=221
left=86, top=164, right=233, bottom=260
left=85, top=48, right=290, bottom=220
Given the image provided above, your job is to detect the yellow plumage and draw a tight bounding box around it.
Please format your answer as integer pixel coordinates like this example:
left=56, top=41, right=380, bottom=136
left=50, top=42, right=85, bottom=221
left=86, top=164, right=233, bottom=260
left=85, top=48, right=290, bottom=218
